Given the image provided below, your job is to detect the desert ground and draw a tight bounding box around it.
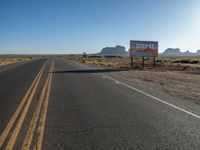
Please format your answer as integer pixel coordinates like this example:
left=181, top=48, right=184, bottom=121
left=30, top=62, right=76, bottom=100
left=0, top=56, right=42, bottom=66
left=67, top=55, right=200, bottom=104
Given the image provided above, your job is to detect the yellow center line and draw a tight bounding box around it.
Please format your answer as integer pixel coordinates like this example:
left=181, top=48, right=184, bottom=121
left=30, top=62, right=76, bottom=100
left=0, top=60, right=47, bottom=149
left=22, top=59, right=54, bottom=150
left=33, top=59, right=54, bottom=150
left=5, top=60, right=47, bottom=150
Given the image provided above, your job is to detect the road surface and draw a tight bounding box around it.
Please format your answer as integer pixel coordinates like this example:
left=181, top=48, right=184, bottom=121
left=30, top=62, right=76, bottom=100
left=0, top=57, right=200, bottom=150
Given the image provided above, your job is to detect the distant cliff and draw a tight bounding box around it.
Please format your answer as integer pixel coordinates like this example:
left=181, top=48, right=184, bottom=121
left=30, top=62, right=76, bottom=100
left=96, top=45, right=128, bottom=56
left=160, top=48, right=200, bottom=57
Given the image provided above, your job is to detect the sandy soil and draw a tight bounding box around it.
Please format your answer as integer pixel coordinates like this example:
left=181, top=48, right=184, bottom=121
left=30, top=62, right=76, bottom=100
left=0, top=57, right=33, bottom=66
left=116, top=70, right=200, bottom=104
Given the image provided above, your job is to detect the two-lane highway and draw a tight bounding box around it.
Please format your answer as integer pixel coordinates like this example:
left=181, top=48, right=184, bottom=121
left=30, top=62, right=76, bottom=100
left=1, top=57, right=200, bottom=149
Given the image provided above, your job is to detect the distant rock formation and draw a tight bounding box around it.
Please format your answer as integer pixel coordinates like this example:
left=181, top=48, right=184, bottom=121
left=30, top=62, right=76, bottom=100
left=160, top=48, right=200, bottom=57
left=96, top=45, right=128, bottom=56
left=160, top=48, right=182, bottom=56
left=92, top=47, right=200, bottom=57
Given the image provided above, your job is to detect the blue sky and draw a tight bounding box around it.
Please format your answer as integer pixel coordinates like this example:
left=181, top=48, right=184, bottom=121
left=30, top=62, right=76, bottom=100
left=0, top=0, right=200, bottom=54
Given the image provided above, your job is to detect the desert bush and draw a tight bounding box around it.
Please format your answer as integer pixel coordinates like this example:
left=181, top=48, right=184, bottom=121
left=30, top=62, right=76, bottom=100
left=173, top=60, right=179, bottom=63
left=81, top=59, right=86, bottom=63
left=180, top=59, right=191, bottom=64
left=156, top=59, right=162, bottom=63
left=190, top=60, right=199, bottom=64
left=17, top=58, right=22, bottom=61
left=97, top=59, right=102, bottom=62
left=173, top=59, right=191, bottom=64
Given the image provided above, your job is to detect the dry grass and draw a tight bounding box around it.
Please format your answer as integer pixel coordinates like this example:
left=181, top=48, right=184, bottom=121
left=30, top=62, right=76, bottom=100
left=67, top=56, right=200, bottom=71
left=67, top=56, right=130, bottom=69
left=156, top=57, right=200, bottom=70
left=83, top=58, right=129, bottom=68
left=67, top=56, right=200, bottom=103
left=0, top=57, right=34, bottom=66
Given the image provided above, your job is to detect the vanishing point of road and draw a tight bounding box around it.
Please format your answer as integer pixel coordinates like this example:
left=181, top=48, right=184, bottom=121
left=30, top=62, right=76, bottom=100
left=0, top=57, right=200, bottom=150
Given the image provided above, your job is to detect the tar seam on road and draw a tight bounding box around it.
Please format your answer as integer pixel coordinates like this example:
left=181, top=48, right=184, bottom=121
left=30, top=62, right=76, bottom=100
left=0, top=60, right=47, bottom=149
left=70, top=60, right=200, bottom=120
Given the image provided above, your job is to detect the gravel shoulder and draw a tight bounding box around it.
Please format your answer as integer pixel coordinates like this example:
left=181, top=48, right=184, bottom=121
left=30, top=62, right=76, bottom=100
left=115, top=70, right=200, bottom=104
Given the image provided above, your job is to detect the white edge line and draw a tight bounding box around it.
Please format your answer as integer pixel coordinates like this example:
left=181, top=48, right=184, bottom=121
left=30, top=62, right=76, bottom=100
left=102, top=74, right=200, bottom=119
left=68, top=59, right=200, bottom=119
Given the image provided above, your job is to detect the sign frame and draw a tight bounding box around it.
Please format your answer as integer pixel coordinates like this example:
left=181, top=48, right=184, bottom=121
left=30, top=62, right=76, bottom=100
left=130, top=40, right=158, bottom=57
left=130, top=40, right=159, bottom=68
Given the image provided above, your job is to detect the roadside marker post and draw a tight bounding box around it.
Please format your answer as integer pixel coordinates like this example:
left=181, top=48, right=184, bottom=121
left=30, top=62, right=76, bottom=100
left=153, top=57, right=156, bottom=68
left=130, top=56, right=133, bottom=68
left=142, top=57, right=145, bottom=68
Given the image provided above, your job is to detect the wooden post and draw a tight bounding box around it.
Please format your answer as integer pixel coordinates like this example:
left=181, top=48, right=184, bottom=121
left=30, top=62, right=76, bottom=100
left=142, top=57, right=144, bottom=68
left=130, top=57, right=133, bottom=68
left=153, top=57, right=156, bottom=68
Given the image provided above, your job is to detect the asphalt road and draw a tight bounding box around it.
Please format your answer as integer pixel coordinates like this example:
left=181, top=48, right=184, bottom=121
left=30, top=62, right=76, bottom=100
left=1, top=57, right=200, bottom=150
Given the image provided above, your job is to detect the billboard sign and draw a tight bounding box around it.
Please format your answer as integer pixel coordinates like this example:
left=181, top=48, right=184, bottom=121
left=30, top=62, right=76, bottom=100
left=130, top=41, right=158, bottom=57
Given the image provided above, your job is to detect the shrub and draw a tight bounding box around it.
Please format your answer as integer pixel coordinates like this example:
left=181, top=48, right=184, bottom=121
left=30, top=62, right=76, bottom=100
left=156, top=59, right=162, bottom=63
left=190, top=60, right=199, bottom=64
left=180, top=59, right=191, bottom=64
left=81, top=59, right=85, bottom=63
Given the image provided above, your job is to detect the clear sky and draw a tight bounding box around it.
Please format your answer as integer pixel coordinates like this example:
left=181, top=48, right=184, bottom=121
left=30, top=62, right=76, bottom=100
left=0, top=0, right=200, bottom=54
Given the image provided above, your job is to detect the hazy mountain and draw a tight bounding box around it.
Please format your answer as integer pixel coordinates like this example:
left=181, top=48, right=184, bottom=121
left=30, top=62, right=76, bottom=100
left=160, top=48, right=182, bottom=56
left=160, top=48, right=200, bottom=57
left=95, top=45, right=128, bottom=56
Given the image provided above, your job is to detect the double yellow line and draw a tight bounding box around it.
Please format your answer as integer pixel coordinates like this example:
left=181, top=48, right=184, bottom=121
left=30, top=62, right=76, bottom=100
left=0, top=58, right=54, bottom=150
left=23, top=59, right=54, bottom=150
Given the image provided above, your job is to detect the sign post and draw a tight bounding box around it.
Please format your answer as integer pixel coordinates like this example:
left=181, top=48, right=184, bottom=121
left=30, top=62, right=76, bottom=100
left=142, top=57, right=144, bottom=68
left=130, top=57, right=133, bottom=68
left=153, top=57, right=156, bottom=68
left=130, top=41, right=158, bottom=68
